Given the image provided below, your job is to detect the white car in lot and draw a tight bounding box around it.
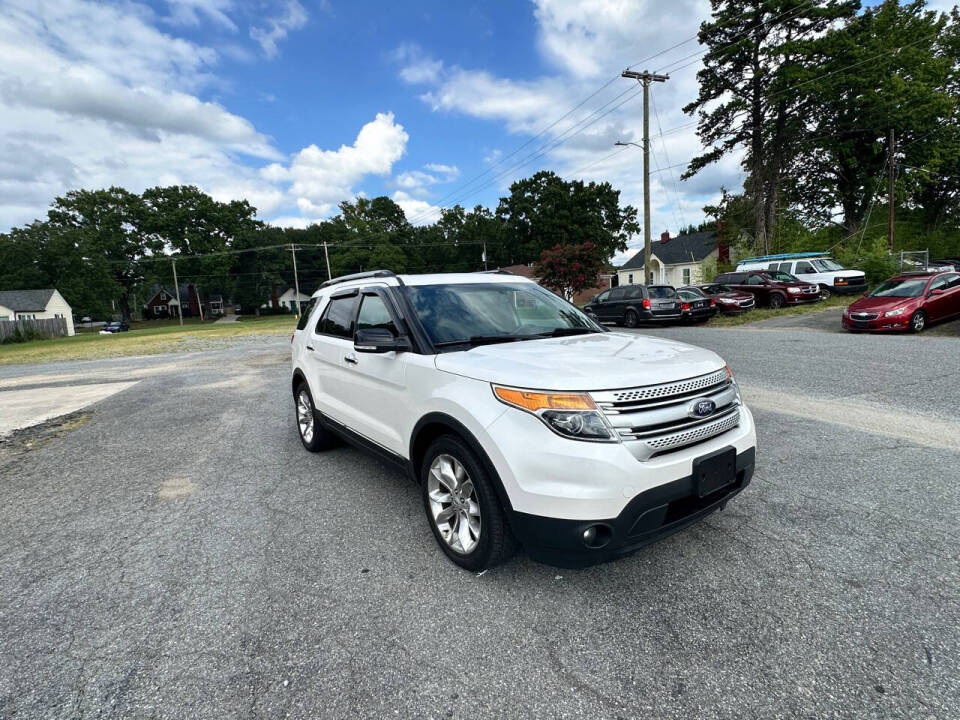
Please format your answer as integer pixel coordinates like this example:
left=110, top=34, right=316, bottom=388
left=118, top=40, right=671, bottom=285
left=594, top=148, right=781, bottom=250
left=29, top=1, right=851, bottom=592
left=290, top=271, right=757, bottom=569
left=737, top=253, right=866, bottom=299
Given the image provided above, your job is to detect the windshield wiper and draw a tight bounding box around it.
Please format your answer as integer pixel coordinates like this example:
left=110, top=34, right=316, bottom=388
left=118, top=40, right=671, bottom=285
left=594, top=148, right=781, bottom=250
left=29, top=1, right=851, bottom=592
left=434, top=335, right=533, bottom=348
left=536, top=327, right=596, bottom=337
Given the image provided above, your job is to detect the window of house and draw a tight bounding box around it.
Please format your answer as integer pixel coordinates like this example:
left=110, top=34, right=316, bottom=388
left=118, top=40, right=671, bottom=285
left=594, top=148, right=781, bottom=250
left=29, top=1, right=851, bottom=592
left=316, top=294, right=357, bottom=338
left=156, top=304, right=166, bottom=313
left=627, top=273, right=634, bottom=284
left=682, top=268, right=691, bottom=285
left=356, top=294, right=398, bottom=335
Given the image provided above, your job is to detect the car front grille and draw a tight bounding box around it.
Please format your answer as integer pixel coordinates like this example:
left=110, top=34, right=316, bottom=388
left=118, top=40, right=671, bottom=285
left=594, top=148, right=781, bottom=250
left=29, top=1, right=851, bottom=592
left=802, top=286, right=819, bottom=294
left=591, top=369, right=741, bottom=460
left=851, top=312, right=879, bottom=321
left=738, top=298, right=755, bottom=308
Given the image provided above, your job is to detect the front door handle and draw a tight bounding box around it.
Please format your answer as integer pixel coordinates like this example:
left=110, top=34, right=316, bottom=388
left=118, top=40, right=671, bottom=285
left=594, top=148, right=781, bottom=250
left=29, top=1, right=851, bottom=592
left=344, top=354, right=358, bottom=365
left=305, top=346, right=314, bottom=351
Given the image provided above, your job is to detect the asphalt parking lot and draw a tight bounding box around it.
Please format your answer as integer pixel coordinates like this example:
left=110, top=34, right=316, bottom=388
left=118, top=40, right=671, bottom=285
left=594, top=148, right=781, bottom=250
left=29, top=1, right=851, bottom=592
left=1, top=325, right=958, bottom=719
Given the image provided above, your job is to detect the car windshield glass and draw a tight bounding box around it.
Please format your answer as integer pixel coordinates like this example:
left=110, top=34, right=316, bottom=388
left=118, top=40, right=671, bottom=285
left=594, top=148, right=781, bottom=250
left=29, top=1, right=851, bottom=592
left=869, top=278, right=928, bottom=298
left=648, top=287, right=677, bottom=299
left=764, top=271, right=798, bottom=283
left=813, top=258, right=844, bottom=271
left=404, top=282, right=597, bottom=346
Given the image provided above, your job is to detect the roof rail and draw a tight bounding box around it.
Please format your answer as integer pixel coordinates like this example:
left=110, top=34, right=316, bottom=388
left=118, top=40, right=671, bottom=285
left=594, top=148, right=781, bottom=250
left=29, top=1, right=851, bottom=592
left=738, top=251, right=827, bottom=264
left=318, top=269, right=398, bottom=289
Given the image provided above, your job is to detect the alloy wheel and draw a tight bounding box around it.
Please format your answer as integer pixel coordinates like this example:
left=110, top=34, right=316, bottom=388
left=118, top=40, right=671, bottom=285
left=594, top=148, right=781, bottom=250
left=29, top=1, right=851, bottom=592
left=911, top=311, right=926, bottom=332
left=297, top=390, right=314, bottom=443
left=427, top=454, right=481, bottom=554
left=624, top=310, right=638, bottom=328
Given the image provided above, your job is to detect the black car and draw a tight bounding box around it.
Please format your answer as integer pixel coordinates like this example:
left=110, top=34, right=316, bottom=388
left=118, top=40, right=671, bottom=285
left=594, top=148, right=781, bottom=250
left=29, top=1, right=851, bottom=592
left=583, top=285, right=682, bottom=327
left=99, top=321, right=130, bottom=334
left=676, top=288, right=717, bottom=323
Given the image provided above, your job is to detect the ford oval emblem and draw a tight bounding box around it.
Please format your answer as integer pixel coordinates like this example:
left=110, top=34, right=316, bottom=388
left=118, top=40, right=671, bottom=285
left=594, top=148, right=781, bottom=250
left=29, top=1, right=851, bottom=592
left=690, top=399, right=716, bottom=418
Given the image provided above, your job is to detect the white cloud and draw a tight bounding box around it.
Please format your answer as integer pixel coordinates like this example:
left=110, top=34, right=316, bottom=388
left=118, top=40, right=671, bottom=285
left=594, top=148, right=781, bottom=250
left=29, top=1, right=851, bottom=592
left=165, top=0, right=237, bottom=31
left=266, top=112, right=409, bottom=217
left=250, top=0, right=308, bottom=59
left=392, top=191, right=441, bottom=225
left=392, top=163, right=459, bottom=196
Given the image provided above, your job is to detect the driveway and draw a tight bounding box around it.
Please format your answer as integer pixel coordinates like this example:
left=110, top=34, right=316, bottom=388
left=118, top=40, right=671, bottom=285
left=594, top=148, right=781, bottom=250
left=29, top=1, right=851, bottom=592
left=0, top=328, right=957, bottom=718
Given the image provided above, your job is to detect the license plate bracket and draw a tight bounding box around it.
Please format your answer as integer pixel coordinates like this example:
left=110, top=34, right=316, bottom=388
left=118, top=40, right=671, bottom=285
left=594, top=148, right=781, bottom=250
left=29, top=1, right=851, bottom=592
left=693, top=446, right=737, bottom=497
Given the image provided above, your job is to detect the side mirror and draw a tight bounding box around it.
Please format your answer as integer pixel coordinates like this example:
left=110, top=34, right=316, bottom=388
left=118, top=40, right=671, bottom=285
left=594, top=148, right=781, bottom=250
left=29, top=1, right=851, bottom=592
left=928, top=288, right=944, bottom=297
left=354, top=327, right=410, bottom=353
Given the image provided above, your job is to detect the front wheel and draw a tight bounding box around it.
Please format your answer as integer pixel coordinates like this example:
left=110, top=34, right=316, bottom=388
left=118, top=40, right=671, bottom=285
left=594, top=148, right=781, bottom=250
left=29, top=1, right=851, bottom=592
left=819, top=285, right=832, bottom=300
left=768, top=293, right=785, bottom=309
left=910, top=310, right=926, bottom=333
left=421, top=435, right=517, bottom=571
left=624, top=309, right=639, bottom=328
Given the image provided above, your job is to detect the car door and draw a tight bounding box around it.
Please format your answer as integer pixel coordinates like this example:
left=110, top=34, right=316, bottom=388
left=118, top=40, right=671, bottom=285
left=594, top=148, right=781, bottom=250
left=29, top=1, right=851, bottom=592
left=588, top=290, right=611, bottom=320
left=334, top=286, right=411, bottom=454
left=793, top=260, right=818, bottom=285
left=946, top=273, right=960, bottom=319
left=307, top=288, right=358, bottom=424
left=743, top=274, right=767, bottom=302
left=603, top=287, right=629, bottom=322
left=925, top=274, right=956, bottom=321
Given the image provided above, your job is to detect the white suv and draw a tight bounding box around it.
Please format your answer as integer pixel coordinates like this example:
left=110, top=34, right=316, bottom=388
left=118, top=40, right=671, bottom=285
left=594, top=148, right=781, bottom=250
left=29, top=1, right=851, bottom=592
left=291, top=271, right=757, bottom=570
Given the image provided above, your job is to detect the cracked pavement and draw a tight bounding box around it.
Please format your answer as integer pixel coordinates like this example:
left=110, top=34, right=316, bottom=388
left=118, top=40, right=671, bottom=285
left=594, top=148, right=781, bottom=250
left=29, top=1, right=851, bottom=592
left=0, top=327, right=958, bottom=718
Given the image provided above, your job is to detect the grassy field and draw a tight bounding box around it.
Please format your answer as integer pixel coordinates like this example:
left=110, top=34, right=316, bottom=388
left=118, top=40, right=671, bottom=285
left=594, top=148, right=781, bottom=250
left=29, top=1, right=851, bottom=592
left=0, top=315, right=296, bottom=366
left=704, top=295, right=854, bottom=326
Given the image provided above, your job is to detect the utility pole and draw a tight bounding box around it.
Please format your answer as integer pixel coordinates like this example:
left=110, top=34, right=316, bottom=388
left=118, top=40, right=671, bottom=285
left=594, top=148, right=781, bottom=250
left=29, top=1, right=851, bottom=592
left=887, top=128, right=896, bottom=252
left=322, top=241, right=332, bottom=280
left=622, top=69, right=669, bottom=284
left=290, top=243, right=302, bottom=316
left=171, top=259, right=183, bottom=326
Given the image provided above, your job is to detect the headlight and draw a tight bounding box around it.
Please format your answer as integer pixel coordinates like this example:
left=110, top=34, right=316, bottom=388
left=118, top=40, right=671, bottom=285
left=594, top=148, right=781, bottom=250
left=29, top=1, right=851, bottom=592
left=719, top=297, right=735, bottom=304
left=884, top=307, right=906, bottom=317
left=492, top=386, right=616, bottom=442
left=725, top=365, right=743, bottom=405
left=787, top=287, right=800, bottom=294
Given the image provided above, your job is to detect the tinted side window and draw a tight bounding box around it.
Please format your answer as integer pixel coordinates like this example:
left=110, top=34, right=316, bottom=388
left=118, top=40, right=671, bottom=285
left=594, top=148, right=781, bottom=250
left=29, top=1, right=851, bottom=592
left=745, top=275, right=763, bottom=286
left=625, top=287, right=645, bottom=299
left=649, top=287, right=677, bottom=299
left=607, top=287, right=628, bottom=301
left=316, top=295, right=356, bottom=338
left=945, top=273, right=960, bottom=289
left=296, top=297, right=318, bottom=330
left=929, top=276, right=949, bottom=292
left=767, top=263, right=779, bottom=271
left=714, top=274, right=732, bottom=284
left=795, top=261, right=815, bottom=273
left=356, top=294, right=398, bottom=335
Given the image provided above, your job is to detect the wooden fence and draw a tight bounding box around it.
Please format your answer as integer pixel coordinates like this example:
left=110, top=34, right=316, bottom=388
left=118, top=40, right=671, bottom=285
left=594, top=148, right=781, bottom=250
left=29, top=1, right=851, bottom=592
left=0, top=317, right=69, bottom=341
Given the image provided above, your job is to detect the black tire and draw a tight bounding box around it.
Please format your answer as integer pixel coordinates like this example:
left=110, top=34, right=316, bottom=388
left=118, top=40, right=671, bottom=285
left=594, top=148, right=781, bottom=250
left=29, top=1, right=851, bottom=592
left=909, top=310, right=926, bottom=333
left=768, top=293, right=785, bottom=309
left=624, top=309, right=639, bottom=328
left=420, top=434, right=517, bottom=571
left=294, top=382, right=339, bottom=452
left=819, top=285, right=832, bottom=300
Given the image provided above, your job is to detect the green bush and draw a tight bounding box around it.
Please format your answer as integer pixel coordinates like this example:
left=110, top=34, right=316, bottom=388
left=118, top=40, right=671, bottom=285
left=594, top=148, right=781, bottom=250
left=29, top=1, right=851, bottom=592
left=835, top=237, right=899, bottom=286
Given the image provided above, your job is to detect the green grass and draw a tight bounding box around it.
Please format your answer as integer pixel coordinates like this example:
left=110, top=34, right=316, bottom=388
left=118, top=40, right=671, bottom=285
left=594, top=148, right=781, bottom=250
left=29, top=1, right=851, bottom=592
left=703, top=295, right=854, bottom=327
left=0, top=314, right=296, bottom=366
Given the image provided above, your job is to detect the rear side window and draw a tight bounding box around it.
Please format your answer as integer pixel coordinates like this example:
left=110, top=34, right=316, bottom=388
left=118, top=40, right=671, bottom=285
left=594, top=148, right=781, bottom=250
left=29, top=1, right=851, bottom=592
left=316, top=295, right=357, bottom=338
left=296, top=297, right=318, bottom=330
left=607, top=287, right=629, bottom=301
left=946, top=273, right=960, bottom=289
left=745, top=275, right=764, bottom=285
left=625, top=287, right=645, bottom=299
left=767, top=263, right=779, bottom=271
left=356, top=294, right=398, bottom=335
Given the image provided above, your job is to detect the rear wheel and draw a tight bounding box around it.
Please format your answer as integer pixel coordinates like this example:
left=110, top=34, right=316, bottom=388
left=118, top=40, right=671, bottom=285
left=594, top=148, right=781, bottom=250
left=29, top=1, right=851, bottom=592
left=768, top=293, right=785, bottom=309
left=295, top=382, right=339, bottom=452
left=819, top=285, right=832, bottom=300
left=624, top=309, right=639, bottom=328
left=910, top=310, right=926, bottom=333
left=421, top=435, right=517, bottom=571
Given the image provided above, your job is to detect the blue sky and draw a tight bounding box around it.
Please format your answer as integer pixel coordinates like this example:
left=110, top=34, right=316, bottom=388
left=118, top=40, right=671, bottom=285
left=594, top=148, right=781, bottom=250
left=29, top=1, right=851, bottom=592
left=6, top=0, right=948, bottom=261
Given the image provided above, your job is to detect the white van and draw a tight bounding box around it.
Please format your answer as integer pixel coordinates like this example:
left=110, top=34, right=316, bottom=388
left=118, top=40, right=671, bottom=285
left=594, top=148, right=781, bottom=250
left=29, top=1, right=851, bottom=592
left=736, top=253, right=866, bottom=299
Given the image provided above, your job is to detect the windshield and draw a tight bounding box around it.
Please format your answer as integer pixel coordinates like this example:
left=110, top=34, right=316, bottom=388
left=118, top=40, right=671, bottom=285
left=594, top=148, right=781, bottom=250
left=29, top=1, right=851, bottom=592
left=405, top=282, right=598, bottom=347
left=764, top=271, right=799, bottom=283
left=648, top=287, right=678, bottom=299
left=869, top=278, right=928, bottom=298
left=812, top=258, right=845, bottom=272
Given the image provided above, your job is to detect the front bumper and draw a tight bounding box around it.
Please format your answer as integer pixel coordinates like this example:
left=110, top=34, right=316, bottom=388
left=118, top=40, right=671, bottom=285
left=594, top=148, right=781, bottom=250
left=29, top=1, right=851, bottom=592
left=511, top=447, right=755, bottom=568
left=785, top=294, right=820, bottom=304
left=842, top=314, right=910, bottom=332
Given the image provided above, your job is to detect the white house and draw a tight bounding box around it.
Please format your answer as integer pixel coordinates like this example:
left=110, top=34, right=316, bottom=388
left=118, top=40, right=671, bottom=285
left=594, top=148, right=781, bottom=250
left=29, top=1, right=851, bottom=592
left=263, top=287, right=312, bottom=311
left=0, top=289, right=75, bottom=335
left=618, top=231, right=721, bottom=287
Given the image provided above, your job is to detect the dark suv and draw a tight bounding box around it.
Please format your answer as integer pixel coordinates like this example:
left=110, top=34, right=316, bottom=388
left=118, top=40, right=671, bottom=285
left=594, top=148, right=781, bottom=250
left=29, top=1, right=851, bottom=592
left=713, top=271, right=820, bottom=309
left=583, top=285, right=682, bottom=327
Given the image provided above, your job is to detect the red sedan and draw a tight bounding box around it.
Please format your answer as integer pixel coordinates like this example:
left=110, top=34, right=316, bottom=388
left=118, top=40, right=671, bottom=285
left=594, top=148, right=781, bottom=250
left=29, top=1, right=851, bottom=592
left=842, top=271, right=960, bottom=332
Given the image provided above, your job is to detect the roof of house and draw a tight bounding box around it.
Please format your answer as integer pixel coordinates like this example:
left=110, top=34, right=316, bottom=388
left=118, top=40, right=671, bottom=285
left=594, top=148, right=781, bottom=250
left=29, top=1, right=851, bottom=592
left=620, top=231, right=719, bottom=270
left=0, top=289, right=57, bottom=311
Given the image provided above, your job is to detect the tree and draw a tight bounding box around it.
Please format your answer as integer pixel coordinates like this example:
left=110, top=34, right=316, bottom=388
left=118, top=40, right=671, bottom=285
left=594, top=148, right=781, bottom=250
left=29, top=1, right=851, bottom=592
left=46, top=187, right=161, bottom=321
left=785, top=1, right=955, bottom=235
left=684, top=0, right=857, bottom=252
left=497, top=171, right=638, bottom=264
left=534, top=242, right=603, bottom=300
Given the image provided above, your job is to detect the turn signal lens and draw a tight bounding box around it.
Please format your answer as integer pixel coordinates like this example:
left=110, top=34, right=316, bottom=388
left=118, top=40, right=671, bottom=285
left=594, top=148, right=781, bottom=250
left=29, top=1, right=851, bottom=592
left=493, top=386, right=596, bottom=412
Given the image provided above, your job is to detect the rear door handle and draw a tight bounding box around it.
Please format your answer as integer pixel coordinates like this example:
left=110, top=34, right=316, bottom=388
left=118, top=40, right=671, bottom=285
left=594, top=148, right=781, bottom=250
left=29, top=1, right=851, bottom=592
left=344, top=354, right=358, bottom=365
left=305, top=346, right=314, bottom=351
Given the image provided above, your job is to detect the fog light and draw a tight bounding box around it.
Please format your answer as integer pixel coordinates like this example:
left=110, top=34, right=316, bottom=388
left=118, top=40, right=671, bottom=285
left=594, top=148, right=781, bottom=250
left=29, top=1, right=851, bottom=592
left=581, top=524, right=612, bottom=549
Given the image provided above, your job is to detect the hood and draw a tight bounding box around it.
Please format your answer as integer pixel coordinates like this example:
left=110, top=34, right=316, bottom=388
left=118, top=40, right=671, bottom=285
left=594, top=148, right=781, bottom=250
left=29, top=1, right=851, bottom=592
left=715, top=291, right=752, bottom=300
left=434, top=332, right=726, bottom=391
left=849, top=295, right=919, bottom=312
